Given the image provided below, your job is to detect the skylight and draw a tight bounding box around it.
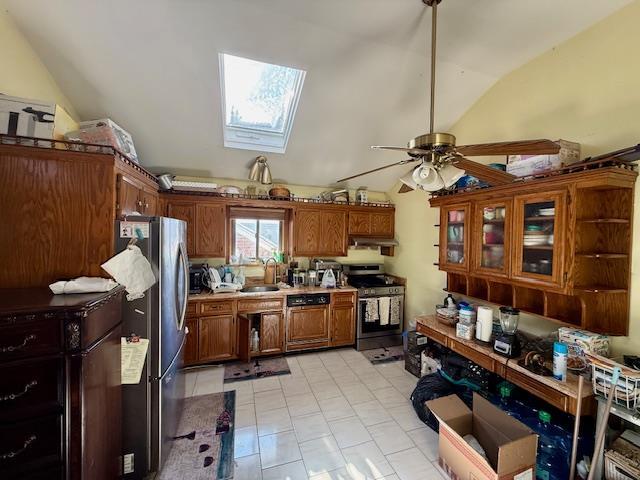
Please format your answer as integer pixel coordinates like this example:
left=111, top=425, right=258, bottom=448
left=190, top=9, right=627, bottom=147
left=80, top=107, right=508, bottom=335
left=219, top=53, right=306, bottom=154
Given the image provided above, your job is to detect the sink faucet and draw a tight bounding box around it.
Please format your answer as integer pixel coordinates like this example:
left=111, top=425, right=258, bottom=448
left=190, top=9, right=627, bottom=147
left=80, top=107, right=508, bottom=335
left=264, top=258, right=278, bottom=285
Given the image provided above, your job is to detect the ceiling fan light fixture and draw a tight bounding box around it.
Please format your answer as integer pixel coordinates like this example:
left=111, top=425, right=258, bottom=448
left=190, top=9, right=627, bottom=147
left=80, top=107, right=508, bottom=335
left=439, top=164, right=465, bottom=188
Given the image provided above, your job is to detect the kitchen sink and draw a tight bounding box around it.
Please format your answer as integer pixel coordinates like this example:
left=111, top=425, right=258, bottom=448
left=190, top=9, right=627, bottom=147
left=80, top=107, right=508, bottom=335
left=240, top=285, right=279, bottom=293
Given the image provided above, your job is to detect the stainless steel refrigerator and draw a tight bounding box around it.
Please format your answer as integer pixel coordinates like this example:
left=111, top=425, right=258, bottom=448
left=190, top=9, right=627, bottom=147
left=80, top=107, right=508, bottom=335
left=116, top=217, right=188, bottom=479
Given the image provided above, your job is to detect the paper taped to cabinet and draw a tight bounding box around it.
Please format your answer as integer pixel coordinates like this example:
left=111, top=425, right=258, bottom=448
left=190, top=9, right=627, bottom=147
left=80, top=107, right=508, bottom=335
left=121, top=337, right=149, bottom=384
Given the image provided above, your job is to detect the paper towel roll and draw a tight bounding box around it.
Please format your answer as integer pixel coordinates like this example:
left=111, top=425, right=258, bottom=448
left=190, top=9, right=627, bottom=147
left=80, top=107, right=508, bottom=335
left=476, top=306, right=494, bottom=342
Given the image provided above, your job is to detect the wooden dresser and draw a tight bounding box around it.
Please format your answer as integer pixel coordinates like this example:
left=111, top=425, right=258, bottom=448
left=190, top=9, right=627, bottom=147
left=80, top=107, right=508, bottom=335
left=0, top=287, right=124, bottom=480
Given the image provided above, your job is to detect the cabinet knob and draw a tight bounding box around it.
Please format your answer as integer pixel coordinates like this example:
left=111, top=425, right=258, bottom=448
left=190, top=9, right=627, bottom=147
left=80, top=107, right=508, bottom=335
left=137, top=200, right=143, bottom=207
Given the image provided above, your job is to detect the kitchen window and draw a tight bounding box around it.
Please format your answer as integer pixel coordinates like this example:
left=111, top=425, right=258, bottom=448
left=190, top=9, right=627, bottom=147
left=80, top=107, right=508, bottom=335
left=230, top=208, right=286, bottom=263
left=219, top=53, right=306, bottom=154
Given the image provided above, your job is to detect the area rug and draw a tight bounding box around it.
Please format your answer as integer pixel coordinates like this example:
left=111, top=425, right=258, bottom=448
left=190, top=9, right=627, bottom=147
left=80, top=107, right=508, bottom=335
left=362, top=345, right=405, bottom=364
left=158, top=391, right=235, bottom=480
left=224, top=356, right=290, bottom=383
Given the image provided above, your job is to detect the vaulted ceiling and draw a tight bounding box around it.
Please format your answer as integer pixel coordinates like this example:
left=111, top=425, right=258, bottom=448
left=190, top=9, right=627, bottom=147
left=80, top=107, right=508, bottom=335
left=4, top=0, right=630, bottom=190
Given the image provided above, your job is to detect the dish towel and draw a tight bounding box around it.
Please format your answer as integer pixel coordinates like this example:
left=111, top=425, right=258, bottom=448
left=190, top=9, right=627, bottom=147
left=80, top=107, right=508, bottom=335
left=101, top=245, right=156, bottom=300
left=365, top=298, right=379, bottom=323
left=378, top=297, right=391, bottom=326
left=49, top=276, right=118, bottom=294
left=390, top=296, right=401, bottom=326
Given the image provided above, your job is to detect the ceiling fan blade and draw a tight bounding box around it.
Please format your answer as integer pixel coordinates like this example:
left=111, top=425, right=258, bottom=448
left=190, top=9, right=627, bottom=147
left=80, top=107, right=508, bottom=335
left=450, top=157, right=516, bottom=186
left=398, top=183, right=414, bottom=194
left=337, top=158, right=418, bottom=183
left=371, top=145, right=433, bottom=156
left=456, top=139, right=560, bottom=157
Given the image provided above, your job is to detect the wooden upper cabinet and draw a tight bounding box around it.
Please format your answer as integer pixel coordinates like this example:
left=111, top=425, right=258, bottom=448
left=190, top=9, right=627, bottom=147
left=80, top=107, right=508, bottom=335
left=320, top=210, right=348, bottom=256
left=293, top=208, right=322, bottom=256
left=348, top=211, right=370, bottom=235
left=371, top=211, right=394, bottom=237
left=511, top=190, right=566, bottom=290
left=167, top=201, right=196, bottom=255
left=195, top=204, right=226, bottom=257
left=439, top=203, right=471, bottom=272
left=348, top=209, right=395, bottom=238
left=293, top=207, right=347, bottom=256
left=141, top=187, right=159, bottom=216
left=116, top=174, right=143, bottom=216
left=471, top=199, right=512, bottom=279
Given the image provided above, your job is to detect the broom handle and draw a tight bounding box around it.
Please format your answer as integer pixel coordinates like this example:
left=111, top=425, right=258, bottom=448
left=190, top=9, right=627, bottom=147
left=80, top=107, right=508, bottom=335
left=569, top=375, right=584, bottom=479
left=587, top=367, right=621, bottom=480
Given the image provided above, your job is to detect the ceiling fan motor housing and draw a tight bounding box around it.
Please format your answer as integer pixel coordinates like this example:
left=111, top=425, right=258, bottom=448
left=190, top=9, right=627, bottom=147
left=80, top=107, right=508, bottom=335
left=422, top=0, right=443, bottom=6
left=409, top=132, right=456, bottom=151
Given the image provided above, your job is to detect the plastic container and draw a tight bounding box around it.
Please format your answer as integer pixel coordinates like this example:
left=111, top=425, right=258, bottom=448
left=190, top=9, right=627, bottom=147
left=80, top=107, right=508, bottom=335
left=458, top=305, right=476, bottom=324
left=553, top=342, right=568, bottom=382
left=535, top=411, right=571, bottom=480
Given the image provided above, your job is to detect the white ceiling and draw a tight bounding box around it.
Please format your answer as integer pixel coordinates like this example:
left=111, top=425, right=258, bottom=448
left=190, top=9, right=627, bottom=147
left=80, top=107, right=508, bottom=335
left=4, top=0, right=630, bottom=191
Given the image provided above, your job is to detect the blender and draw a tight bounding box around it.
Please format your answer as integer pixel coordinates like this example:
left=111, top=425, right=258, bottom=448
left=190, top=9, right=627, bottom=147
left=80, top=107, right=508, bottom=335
left=493, top=307, right=521, bottom=358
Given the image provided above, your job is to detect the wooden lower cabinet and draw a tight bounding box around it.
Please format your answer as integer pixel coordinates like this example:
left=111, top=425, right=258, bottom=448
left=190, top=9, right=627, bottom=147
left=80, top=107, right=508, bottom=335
left=260, top=312, right=284, bottom=354
left=198, top=315, right=235, bottom=361
left=331, top=304, right=356, bottom=346
left=287, top=305, right=329, bottom=345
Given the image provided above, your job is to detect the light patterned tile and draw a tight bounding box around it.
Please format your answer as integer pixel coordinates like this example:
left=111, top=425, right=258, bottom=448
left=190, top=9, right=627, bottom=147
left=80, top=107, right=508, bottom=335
left=339, top=382, right=375, bottom=405
left=257, top=407, right=293, bottom=436
left=386, top=447, right=439, bottom=480
left=406, top=426, right=439, bottom=461
left=341, top=440, right=395, bottom=479
left=255, top=389, right=287, bottom=413
left=280, top=376, right=312, bottom=397
left=259, top=431, right=302, bottom=469
left=311, top=380, right=343, bottom=400
left=234, top=426, right=260, bottom=458
left=234, top=453, right=263, bottom=480
left=300, top=435, right=346, bottom=477
left=328, top=416, right=372, bottom=449
left=253, top=376, right=283, bottom=393
left=292, top=412, right=332, bottom=443
left=354, top=400, right=391, bottom=427
left=236, top=403, right=257, bottom=428
left=371, top=387, right=407, bottom=407
left=318, top=395, right=356, bottom=421
left=367, top=421, right=415, bottom=455
left=388, top=405, right=425, bottom=432
left=262, top=460, right=309, bottom=480
left=286, top=392, right=321, bottom=417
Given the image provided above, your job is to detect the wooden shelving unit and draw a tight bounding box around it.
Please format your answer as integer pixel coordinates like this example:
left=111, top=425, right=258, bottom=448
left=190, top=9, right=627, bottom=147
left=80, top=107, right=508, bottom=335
left=432, top=166, right=637, bottom=335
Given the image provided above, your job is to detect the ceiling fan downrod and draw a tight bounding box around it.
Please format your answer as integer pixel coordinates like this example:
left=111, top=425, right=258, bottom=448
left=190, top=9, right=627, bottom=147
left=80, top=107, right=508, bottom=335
left=423, top=0, right=441, bottom=134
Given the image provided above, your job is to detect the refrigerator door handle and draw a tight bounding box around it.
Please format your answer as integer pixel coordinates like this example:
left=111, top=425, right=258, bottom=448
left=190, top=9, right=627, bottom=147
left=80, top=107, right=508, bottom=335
left=176, top=241, right=188, bottom=332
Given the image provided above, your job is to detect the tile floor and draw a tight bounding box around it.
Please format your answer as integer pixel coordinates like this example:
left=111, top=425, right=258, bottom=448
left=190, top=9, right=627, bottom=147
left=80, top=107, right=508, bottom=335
left=183, top=348, right=447, bottom=480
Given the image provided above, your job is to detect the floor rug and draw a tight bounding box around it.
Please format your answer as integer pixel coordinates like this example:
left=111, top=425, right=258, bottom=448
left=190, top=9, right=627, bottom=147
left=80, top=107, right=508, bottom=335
left=158, top=391, right=235, bottom=480
left=224, top=356, right=290, bottom=383
left=362, top=345, right=405, bottom=364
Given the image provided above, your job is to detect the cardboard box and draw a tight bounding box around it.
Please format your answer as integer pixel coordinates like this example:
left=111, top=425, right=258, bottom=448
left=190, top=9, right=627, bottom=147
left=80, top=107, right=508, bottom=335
left=558, top=327, right=610, bottom=358
left=74, top=118, right=138, bottom=163
left=427, top=393, right=537, bottom=480
left=0, top=94, right=79, bottom=141
left=0, top=94, right=56, bottom=138
left=506, top=140, right=580, bottom=177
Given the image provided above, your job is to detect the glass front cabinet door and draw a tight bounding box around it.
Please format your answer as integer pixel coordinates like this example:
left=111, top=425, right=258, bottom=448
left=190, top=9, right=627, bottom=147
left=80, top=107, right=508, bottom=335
left=440, top=203, right=470, bottom=272
left=472, top=200, right=511, bottom=278
left=512, top=191, right=566, bottom=288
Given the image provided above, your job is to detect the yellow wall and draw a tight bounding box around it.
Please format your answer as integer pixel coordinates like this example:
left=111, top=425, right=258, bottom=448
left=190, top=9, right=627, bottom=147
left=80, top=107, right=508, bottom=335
left=386, top=0, right=640, bottom=353
left=0, top=3, right=77, bottom=118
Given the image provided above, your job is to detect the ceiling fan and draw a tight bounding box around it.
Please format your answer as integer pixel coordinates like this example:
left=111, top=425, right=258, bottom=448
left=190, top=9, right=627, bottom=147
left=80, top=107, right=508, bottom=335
left=337, top=0, right=561, bottom=193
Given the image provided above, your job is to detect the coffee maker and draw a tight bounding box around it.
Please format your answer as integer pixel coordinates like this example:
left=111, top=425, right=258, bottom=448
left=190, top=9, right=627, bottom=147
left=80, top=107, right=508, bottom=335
left=493, top=306, right=521, bottom=358
left=189, top=263, right=206, bottom=294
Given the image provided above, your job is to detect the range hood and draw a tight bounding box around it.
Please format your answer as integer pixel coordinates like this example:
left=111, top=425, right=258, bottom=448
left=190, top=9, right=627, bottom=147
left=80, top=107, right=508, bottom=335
left=350, top=237, right=399, bottom=247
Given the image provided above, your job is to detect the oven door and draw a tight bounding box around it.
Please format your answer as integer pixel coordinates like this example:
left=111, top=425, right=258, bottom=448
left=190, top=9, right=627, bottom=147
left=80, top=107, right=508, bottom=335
left=357, top=295, right=404, bottom=339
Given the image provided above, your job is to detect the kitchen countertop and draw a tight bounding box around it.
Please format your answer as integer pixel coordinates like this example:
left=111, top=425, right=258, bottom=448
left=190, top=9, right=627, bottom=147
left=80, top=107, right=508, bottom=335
left=416, top=314, right=592, bottom=401
left=189, top=285, right=357, bottom=301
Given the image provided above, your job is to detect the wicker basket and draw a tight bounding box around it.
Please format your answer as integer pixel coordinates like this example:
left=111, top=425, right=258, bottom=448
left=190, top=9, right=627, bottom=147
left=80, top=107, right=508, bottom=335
left=605, top=449, right=640, bottom=480
left=586, top=352, right=640, bottom=410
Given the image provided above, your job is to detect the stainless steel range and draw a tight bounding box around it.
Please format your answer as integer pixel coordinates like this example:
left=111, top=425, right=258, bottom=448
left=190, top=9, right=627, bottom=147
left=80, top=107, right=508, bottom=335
left=343, top=264, right=405, bottom=351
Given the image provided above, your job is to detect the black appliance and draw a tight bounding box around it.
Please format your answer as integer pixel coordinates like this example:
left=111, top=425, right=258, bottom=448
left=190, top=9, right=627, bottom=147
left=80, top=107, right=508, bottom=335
left=287, top=293, right=330, bottom=307
left=189, top=264, right=206, bottom=294
left=343, top=264, right=405, bottom=351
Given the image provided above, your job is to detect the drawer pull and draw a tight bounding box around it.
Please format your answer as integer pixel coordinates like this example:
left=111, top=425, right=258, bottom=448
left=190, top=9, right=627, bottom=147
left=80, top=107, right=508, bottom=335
left=1, top=380, right=38, bottom=402
left=0, top=435, right=37, bottom=461
left=0, top=334, right=36, bottom=353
